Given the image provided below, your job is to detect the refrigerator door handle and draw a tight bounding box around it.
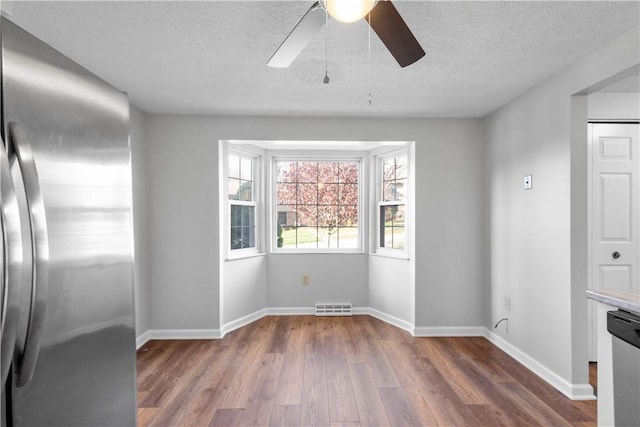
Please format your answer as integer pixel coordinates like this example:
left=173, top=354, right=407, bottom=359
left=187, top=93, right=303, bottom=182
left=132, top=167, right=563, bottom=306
left=0, top=137, right=24, bottom=387
left=7, top=122, right=50, bottom=388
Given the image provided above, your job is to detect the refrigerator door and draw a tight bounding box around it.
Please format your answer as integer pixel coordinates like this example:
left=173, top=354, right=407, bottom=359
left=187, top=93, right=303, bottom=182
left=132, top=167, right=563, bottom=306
left=0, top=137, right=25, bottom=388
left=2, top=17, right=137, bottom=427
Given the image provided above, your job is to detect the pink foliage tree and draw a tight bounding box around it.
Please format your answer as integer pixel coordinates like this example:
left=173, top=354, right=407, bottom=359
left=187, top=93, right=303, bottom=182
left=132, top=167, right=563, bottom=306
left=276, top=161, right=358, bottom=246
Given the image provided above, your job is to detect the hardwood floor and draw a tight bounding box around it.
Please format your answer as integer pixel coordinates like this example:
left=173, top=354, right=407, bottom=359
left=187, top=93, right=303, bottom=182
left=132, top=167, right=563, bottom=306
left=137, top=316, right=596, bottom=426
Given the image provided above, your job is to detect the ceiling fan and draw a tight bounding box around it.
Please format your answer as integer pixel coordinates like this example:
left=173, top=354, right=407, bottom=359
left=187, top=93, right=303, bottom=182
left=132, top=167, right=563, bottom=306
left=267, top=0, right=425, bottom=69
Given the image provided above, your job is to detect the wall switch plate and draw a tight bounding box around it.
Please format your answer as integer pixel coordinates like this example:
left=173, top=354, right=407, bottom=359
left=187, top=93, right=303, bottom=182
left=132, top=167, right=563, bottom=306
left=523, top=175, right=532, bottom=190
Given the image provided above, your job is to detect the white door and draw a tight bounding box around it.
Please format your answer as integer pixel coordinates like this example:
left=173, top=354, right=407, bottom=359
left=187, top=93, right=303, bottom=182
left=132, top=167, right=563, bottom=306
left=588, top=123, right=640, bottom=360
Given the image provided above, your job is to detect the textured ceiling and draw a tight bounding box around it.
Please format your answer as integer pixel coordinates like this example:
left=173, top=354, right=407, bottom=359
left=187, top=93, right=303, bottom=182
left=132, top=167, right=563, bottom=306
left=2, top=1, right=639, bottom=118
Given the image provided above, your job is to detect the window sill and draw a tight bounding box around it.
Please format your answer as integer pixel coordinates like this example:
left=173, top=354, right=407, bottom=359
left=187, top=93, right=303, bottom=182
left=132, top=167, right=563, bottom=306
left=225, top=252, right=267, bottom=262
left=370, top=252, right=410, bottom=261
left=270, top=250, right=365, bottom=255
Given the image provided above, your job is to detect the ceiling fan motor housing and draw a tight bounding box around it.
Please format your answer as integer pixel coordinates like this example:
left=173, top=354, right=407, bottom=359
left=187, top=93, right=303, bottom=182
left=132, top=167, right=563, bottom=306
left=322, top=0, right=378, bottom=23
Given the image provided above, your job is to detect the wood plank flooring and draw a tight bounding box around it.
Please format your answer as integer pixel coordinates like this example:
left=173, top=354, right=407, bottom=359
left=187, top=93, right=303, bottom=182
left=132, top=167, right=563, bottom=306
left=137, top=316, right=596, bottom=426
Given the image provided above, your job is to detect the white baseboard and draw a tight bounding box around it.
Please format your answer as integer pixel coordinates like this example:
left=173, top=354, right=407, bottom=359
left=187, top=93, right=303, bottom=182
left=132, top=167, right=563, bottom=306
left=220, top=308, right=268, bottom=337
left=136, top=328, right=222, bottom=349
left=267, top=307, right=314, bottom=315
left=136, top=330, right=152, bottom=349
left=484, top=330, right=596, bottom=401
left=134, top=308, right=594, bottom=402
left=367, top=307, right=414, bottom=334
left=413, top=326, right=486, bottom=337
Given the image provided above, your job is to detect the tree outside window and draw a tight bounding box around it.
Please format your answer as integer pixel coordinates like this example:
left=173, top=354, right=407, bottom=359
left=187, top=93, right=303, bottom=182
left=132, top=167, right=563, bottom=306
left=275, top=160, right=359, bottom=249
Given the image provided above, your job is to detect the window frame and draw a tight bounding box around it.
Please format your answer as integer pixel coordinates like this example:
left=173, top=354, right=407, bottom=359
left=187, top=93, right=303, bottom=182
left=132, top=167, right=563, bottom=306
left=270, top=154, right=365, bottom=254
left=227, top=148, right=261, bottom=258
left=374, top=149, right=409, bottom=258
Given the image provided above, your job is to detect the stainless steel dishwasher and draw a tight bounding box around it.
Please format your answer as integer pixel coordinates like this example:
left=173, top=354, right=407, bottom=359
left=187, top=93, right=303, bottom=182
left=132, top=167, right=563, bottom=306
left=607, top=310, right=640, bottom=427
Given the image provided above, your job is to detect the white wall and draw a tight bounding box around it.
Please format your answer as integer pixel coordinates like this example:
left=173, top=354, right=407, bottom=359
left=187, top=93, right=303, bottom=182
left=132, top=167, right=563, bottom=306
left=485, top=27, right=639, bottom=395
left=414, top=120, right=486, bottom=328
left=369, top=256, right=412, bottom=326
left=145, top=116, right=485, bottom=332
left=267, top=254, right=369, bottom=309
left=222, top=256, right=267, bottom=326
left=146, top=116, right=220, bottom=331
left=588, top=92, right=640, bottom=120
left=130, top=105, right=151, bottom=337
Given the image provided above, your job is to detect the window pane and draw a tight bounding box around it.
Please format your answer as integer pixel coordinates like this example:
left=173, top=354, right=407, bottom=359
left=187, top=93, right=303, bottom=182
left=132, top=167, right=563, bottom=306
left=317, top=208, right=338, bottom=228
left=297, top=184, right=317, bottom=205
left=318, top=227, right=339, bottom=248
left=383, top=158, right=395, bottom=181
left=277, top=162, right=297, bottom=183
left=231, top=227, right=243, bottom=250
left=395, top=156, right=408, bottom=179
left=242, top=205, right=255, bottom=225
left=229, top=178, right=241, bottom=200
left=297, top=162, right=318, bottom=183
left=383, top=226, right=394, bottom=248
left=339, top=162, right=358, bottom=184
left=395, top=178, right=406, bottom=202
left=394, top=205, right=405, bottom=226
left=277, top=183, right=297, bottom=205
left=338, top=205, right=358, bottom=227
left=383, top=182, right=395, bottom=202
left=380, top=204, right=405, bottom=249
left=229, top=154, right=240, bottom=179
left=280, top=226, right=318, bottom=248
left=240, top=156, right=252, bottom=181
left=297, top=205, right=317, bottom=227
left=337, top=227, right=359, bottom=248
left=229, top=153, right=254, bottom=201
left=296, top=227, right=319, bottom=248
left=382, top=179, right=405, bottom=202
left=318, top=162, right=339, bottom=183
left=339, top=184, right=358, bottom=205
left=381, top=155, right=408, bottom=205
left=318, top=183, right=339, bottom=205
left=392, top=223, right=405, bottom=250
left=277, top=205, right=294, bottom=227
left=231, top=205, right=241, bottom=227
left=243, top=225, right=255, bottom=249
left=230, top=205, right=255, bottom=250
left=237, top=180, right=253, bottom=201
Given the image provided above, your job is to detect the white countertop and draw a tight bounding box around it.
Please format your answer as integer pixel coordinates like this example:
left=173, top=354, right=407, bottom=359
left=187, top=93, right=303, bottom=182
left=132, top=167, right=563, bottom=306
left=586, top=288, right=640, bottom=314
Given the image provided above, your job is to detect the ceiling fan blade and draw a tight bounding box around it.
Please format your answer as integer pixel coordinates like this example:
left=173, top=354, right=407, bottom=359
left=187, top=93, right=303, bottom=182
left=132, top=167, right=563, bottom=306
left=365, top=0, right=425, bottom=68
left=267, top=1, right=326, bottom=68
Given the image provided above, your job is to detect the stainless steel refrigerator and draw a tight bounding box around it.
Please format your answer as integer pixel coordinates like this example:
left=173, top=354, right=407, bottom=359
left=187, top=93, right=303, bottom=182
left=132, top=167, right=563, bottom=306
left=0, top=17, right=137, bottom=426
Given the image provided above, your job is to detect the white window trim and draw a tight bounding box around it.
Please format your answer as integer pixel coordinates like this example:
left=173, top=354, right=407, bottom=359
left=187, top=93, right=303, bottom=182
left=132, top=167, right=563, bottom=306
left=374, top=148, right=410, bottom=259
left=269, top=152, right=366, bottom=254
left=225, top=145, right=264, bottom=260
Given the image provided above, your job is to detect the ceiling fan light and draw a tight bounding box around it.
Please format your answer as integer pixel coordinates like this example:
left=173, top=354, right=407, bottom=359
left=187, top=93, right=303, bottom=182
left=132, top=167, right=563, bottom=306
left=323, top=0, right=377, bottom=23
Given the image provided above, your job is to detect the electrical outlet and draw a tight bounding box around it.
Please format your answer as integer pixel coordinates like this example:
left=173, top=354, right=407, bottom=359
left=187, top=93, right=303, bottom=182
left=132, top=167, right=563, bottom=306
left=302, top=274, right=310, bottom=286
left=523, top=175, right=532, bottom=190
left=504, top=297, right=511, bottom=312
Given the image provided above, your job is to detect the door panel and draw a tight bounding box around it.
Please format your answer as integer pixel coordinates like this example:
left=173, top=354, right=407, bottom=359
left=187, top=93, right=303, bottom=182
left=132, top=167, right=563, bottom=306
left=600, top=173, right=631, bottom=240
left=589, top=123, right=640, bottom=360
left=599, top=265, right=631, bottom=289
left=592, top=124, right=639, bottom=292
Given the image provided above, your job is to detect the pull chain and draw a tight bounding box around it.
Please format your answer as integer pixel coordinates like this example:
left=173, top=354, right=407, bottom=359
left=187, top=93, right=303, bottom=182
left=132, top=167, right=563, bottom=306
left=367, top=10, right=372, bottom=105
left=324, top=8, right=330, bottom=84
